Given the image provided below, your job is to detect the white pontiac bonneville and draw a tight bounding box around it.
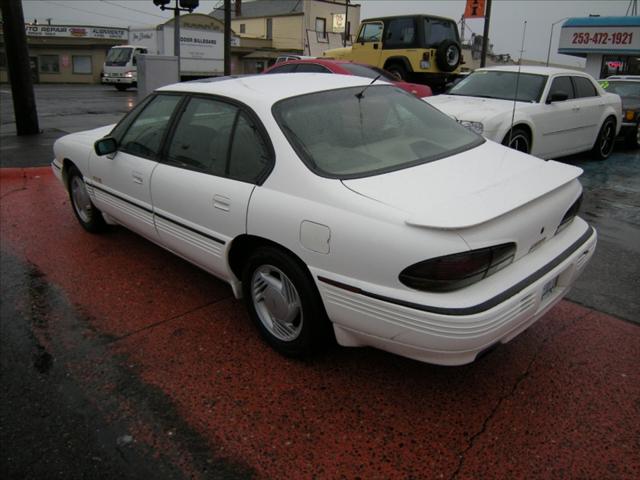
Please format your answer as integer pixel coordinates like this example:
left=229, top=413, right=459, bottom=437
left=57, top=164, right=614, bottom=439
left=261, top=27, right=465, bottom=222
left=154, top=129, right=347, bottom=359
left=426, top=66, right=622, bottom=159
left=52, top=74, right=597, bottom=365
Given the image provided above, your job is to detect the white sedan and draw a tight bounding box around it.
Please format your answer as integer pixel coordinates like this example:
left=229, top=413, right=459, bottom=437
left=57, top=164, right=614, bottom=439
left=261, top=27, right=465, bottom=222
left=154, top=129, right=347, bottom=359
left=426, top=66, right=622, bottom=159
left=52, top=74, right=596, bottom=366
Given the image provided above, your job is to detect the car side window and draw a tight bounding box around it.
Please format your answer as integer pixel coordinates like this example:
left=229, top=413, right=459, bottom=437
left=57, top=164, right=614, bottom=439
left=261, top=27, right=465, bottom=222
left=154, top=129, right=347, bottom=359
left=295, top=64, right=331, bottom=73
left=573, top=76, right=598, bottom=98
left=384, top=18, right=416, bottom=48
left=109, top=95, right=153, bottom=143
left=425, top=19, right=458, bottom=48
left=119, top=95, right=182, bottom=158
left=166, top=97, right=238, bottom=176
left=548, top=76, right=575, bottom=100
left=227, top=112, right=271, bottom=183
left=358, top=23, right=383, bottom=43
left=265, top=63, right=298, bottom=74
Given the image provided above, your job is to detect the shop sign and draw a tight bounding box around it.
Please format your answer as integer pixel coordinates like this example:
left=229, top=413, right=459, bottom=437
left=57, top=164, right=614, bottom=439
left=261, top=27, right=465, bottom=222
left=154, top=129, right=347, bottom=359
left=333, top=14, right=346, bottom=33
left=464, top=0, right=486, bottom=19
left=559, top=25, right=640, bottom=53
left=24, top=25, right=128, bottom=40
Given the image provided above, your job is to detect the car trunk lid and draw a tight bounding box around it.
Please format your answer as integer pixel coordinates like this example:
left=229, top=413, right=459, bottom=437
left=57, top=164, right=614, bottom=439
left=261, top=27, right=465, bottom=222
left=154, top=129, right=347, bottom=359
left=341, top=140, right=582, bottom=230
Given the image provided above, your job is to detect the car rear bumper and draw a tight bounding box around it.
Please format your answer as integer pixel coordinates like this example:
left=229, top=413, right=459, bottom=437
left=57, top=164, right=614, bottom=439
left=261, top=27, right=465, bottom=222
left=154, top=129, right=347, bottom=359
left=314, top=224, right=597, bottom=366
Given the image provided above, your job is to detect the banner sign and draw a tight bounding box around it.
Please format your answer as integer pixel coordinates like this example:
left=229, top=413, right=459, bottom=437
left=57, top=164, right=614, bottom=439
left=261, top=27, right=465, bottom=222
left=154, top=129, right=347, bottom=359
left=24, top=25, right=128, bottom=40
left=559, top=25, right=640, bottom=53
left=464, top=0, right=486, bottom=19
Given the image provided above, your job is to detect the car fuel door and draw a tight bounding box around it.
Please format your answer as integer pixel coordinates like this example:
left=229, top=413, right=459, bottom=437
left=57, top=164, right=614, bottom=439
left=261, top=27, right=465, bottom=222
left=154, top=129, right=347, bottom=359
left=88, top=94, right=183, bottom=241
left=150, top=97, right=273, bottom=280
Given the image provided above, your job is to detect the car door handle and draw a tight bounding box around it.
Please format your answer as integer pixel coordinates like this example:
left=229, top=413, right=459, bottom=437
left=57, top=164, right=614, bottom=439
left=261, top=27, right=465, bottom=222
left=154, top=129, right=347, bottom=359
left=213, top=194, right=230, bottom=212
left=132, top=171, right=143, bottom=184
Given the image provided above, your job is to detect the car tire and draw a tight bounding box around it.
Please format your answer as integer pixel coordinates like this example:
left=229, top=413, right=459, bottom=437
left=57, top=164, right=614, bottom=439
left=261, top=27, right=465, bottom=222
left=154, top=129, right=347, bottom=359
left=115, top=85, right=128, bottom=92
left=67, top=166, right=106, bottom=233
left=502, top=127, right=531, bottom=154
left=435, top=40, right=461, bottom=73
left=625, top=120, right=640, bottom=149
left=592, top=117, right=616, bottom=160
left=386, top=63, right=408, bottom=81
left=241, top=246, right=331, bottom=358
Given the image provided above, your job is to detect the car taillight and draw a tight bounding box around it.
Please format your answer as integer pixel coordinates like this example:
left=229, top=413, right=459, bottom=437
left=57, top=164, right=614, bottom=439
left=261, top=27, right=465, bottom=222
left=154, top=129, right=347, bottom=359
left=399, top=243, right=516, bottom=292
left=556, top=193, right=583, bottom=234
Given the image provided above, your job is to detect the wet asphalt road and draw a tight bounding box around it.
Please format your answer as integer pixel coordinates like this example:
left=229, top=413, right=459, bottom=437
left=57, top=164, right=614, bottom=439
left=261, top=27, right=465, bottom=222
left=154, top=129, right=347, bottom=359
left=1, top=84, right=639, bottom=479
left=2, top=84, right=639, bottom=323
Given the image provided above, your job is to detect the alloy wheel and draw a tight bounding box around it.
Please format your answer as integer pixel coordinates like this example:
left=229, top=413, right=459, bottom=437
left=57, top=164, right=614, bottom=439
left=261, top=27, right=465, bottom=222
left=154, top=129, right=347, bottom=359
left=70, top=175, right=92, bottom=223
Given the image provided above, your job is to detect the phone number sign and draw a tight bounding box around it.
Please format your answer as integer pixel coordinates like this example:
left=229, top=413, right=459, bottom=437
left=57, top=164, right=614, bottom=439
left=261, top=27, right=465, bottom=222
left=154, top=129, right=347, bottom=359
left=559, top=25, right=640, bottom=53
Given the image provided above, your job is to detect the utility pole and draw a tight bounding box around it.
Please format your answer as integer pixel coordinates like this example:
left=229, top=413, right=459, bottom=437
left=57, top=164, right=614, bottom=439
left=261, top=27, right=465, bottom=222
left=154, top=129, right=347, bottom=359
left=224, top=0, right=231, bottom=75
left=480, top=0, right=492, bottom=68
left=343, top=0, right=349, bottom=47
left=0, top=0, right=40, bottom=135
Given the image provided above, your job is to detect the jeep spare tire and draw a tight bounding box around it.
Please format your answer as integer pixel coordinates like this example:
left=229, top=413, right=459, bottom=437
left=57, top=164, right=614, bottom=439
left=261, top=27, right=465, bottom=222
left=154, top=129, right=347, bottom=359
left=436, top=40, right=461, bottom=72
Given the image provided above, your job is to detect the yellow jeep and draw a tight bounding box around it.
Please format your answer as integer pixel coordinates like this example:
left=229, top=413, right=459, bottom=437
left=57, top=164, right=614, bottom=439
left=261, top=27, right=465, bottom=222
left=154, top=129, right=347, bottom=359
left=324, top=15, right=463, bottom=90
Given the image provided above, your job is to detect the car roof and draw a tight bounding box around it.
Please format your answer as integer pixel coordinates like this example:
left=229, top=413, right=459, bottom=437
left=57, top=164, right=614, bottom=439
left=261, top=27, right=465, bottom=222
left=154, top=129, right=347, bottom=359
left=157, top=73, right=376, bottom=106
left=476, top=65, right=589, bottom=77
left=605, top=75, right=640, bottom=81
left=272, top=58, right=372, bottom=68
left=363, top=14, right=456, bottom=23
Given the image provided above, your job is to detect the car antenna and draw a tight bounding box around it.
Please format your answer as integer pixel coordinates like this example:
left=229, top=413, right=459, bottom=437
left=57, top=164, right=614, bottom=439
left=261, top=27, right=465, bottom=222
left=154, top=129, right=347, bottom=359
left=508, top=21, right=527, bottom=149
left=356, top=74, right=382, bottom=99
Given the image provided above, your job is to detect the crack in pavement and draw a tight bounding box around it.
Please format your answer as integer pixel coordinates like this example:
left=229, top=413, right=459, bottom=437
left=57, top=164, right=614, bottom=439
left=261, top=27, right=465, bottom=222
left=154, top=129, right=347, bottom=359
left=448, top=309, right=593, bottom=480
left=105, top=294, right=235, bottom=346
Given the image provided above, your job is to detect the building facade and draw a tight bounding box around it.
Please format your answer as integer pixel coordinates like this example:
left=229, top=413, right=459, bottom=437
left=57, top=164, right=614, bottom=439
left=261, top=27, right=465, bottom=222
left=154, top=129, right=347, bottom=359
left=0, top=24, right=128, bottom=84
left=211, top=0, right=361, bottom=56
left=558, top=16, right=640, bottom=79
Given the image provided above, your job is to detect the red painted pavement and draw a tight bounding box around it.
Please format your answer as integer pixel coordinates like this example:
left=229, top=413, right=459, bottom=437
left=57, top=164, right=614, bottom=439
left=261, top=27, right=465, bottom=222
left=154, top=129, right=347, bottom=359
left=2, top=168, right=639, bottom=479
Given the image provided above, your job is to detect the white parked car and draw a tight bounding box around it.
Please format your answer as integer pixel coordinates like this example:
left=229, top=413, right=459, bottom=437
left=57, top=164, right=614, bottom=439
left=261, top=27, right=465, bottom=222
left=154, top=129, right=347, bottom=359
left=426, top=66, right=622, bottom=159
left=52, top=74, right=596, bottom=366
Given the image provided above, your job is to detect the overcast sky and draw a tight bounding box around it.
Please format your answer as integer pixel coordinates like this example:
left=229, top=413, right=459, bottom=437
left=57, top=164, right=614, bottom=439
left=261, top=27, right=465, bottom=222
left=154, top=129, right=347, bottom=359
left=21, top=0, right=631, bottom=66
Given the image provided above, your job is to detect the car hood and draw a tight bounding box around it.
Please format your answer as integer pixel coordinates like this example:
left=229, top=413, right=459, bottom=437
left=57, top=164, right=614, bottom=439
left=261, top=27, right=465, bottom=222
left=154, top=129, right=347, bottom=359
left=425, top=95, right=519, bottom=122
left=342, top=140, right=582, bottom=230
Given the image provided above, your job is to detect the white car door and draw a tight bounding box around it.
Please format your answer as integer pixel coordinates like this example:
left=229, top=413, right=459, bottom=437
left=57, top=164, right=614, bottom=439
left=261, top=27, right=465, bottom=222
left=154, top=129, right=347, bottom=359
left=89, top=94, right=184, bottom=241
left=535, top=76, right=582, bottom=158
left=571, top=75, right=604, bottom=150
left=150, top=96, right=273, bottom=279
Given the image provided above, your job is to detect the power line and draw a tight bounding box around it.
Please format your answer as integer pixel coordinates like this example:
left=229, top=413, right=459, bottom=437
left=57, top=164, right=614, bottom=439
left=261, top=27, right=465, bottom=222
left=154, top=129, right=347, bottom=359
left=99, top=0, right=171, bottom=20
left=41, top=0, right=152, bottom=26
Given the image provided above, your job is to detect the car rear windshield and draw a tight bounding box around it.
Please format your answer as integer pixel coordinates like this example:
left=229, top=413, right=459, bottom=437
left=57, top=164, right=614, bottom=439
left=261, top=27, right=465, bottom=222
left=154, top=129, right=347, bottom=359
left=106, top=47, right=132, bottom=66
left=273, top=85, right=483, bottom=179
left=601, top=80, right=640, bottom=98
left=449, top=71, right=547, bottom=102
left=340, top=63, right=396, bottom=82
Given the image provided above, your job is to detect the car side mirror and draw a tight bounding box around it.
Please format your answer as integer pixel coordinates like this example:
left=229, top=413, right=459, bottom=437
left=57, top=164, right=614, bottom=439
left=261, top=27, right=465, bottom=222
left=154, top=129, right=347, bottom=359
left=546, top=91, right=569, bottom=104
left=94, top=137, right=118, bottom=156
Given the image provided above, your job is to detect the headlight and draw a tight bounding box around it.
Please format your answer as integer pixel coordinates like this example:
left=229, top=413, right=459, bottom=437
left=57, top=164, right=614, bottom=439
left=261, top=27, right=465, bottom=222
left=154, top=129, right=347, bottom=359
left=625, top=110, right=637, bottom=121
left=399, top=243, right=516, bottom=292
left=125, top=71, right=133, bottom=78
left=458, top=120, right=484, bottom=134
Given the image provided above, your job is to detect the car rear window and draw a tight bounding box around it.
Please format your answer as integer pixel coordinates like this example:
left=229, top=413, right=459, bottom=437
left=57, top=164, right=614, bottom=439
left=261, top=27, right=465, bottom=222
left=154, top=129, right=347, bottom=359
left=449, top=71, right=547, bottom=102
left=341, top=63, right=395, bottom=81
left=273, top=85, right=483, bottom=179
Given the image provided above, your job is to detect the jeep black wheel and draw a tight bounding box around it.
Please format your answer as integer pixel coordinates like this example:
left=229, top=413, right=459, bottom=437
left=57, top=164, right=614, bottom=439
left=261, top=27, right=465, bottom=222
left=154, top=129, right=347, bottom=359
left=436, top=40, right=461, bottom=73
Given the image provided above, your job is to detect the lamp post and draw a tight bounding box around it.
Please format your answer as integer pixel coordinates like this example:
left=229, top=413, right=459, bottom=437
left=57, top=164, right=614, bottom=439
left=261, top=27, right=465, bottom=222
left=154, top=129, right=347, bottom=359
left=546, top=17, right=569, bottom=67
left=153, top=1, right=199, bottom=74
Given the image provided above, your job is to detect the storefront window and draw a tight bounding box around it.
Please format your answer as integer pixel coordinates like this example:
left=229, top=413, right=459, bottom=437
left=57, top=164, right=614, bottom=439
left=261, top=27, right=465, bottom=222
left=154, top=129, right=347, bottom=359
left=73, top=55, right=92, bottom=74
left=601, top=55, right=640, bottom=77
left=39, top=55, right=60, bottom=73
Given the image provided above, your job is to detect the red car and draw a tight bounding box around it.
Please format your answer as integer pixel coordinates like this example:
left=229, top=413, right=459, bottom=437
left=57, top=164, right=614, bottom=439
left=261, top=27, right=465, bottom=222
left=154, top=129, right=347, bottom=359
left=263, top=59, right=432, bottom=98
